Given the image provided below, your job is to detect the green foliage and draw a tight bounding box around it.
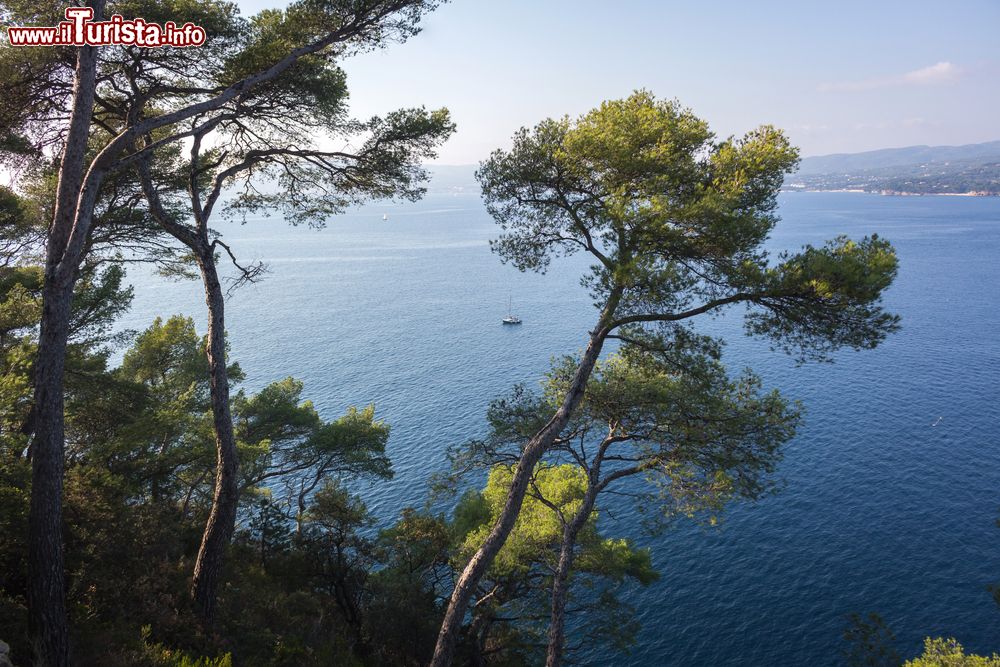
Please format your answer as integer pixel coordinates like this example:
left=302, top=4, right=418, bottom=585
left=68, top=264, right=135, bottom=348
left=137, top=626, right=234, bottom=667
left=0, top=0, right=459, bottom=662
left=300, top=404, right=392, bottom=479
left=477, top=90, right=899, bottom=362
left=0, top=21, right=64, bottom=164
left=905, top=638, right=1000, bottom=666
left=247, top=495, right=294, bottom=565
left=111, top=0, right=457, bottom=232
left=0, top=185, right=42, bottom=261
left=454, top=92, right=899, bottom=660
left=443, top=328, right=801, bottom=658
left=583, top=351, right=798, bottom=519
left=0, top=65, right=911, bottom=665
left=220, top=104, right=456, bottom=228
left=457, top=465, right=653, bottom=583
left=479, top=91, right=794, bottom=276
left=234, top=379, right=393, bottom=528
left=366, top=508, right=450, bottom=665
left=458, top=464, right=582, bottom=575
left=76, top=315, right=217, bottom=502
left=452, top=464, right=657, bottom=660
left=0, top=300, right=410, bottom=664
left=0, top=456, right=29, bottom=646
left=454, top=348, right=801, bottom=531
left=122, top=315, right=224, bottom=390
left=0, top=188, right=139, bottom=459
left=0, top=262, right=38, bottom=454
left=744, top=234, right=900, bottom=361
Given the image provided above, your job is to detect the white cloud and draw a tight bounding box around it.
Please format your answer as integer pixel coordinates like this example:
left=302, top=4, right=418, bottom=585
left=819, top=62, right=961, bottom=93
left=902, top=62, right=960, bottom=84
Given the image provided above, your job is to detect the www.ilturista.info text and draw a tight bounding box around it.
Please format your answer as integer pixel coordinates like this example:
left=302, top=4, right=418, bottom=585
left=5, top=7, right=206, bottom=47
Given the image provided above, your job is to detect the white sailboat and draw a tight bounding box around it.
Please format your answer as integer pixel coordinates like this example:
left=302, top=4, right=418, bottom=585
left=382, top=213, right=389, bottom=221
left=502, top=295, right=522, bottom=325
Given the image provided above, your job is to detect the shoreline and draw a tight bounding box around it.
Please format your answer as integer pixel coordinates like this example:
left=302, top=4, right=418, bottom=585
left=783, top=188, right=999, bottom=197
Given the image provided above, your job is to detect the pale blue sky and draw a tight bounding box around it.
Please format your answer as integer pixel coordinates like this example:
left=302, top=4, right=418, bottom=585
left=242, top=1, right=997, bottom=162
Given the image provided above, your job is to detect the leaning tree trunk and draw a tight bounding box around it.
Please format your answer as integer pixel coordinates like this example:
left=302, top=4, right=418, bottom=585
left=189, top=251, right=240, bottom=623
left=546, top=482, right=600, bottom=667
left=27, top=16, right=102, bottom=663
left=430, top=292, right=620, bottom=667
left=135, top=163, right=243, bottom=625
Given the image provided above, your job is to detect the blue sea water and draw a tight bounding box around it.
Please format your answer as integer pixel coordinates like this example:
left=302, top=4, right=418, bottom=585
left=118, top=191, right=1000, bottom=665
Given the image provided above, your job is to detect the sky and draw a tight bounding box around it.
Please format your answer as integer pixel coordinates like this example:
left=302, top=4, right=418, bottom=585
left=240, top=0, right=999, bottom=165
left=261, top=0, right=995, bottom=165
left=9, top=0, right=999, bottom=167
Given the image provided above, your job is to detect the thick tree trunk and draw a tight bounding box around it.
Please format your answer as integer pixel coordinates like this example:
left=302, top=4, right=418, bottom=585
left=430, top=293, right=620, bottom=667
left=27, top=13, right=102, bottom=662
left=27, top=279, right=74, bottom=667
left=190, top=253, right=240, bottom=623
left=545, top=483, right=599, bottom=667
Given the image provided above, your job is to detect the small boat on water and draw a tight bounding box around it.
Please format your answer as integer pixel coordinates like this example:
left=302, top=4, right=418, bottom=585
left=382, top=213, right=389, bottom=221
left=502, top=295, right=522, bottom=325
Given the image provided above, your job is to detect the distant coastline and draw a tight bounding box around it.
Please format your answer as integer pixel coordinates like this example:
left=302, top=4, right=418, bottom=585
left=429, top=140, right=1000, bottom=198
left=784, top=187, right=999, bottom=197
left=791, top=140, right=1000, bottom=198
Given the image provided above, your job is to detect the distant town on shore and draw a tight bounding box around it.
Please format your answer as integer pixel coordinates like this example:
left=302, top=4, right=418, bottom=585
left=786, top=140, right=1000, bottom=196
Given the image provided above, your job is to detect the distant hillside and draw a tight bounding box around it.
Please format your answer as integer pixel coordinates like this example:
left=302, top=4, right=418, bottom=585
left=421, top=142, right=1000, bottom=197
left=797, top=141, right=1000, bottom=175
left=792, top=141, right=1000, bottom=195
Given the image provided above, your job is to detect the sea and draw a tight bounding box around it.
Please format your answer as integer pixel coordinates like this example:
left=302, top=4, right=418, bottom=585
left=117, top=190, right=1000, bottom=665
